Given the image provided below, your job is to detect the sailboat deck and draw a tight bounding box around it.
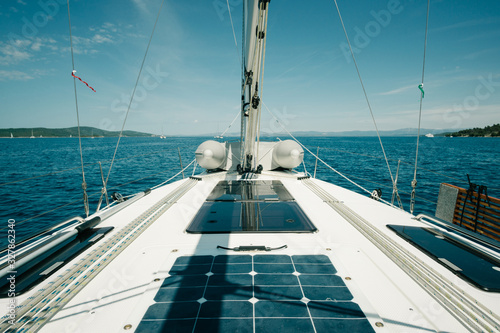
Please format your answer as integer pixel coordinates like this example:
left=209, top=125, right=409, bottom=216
left=3, top=170, right=496, bottom=332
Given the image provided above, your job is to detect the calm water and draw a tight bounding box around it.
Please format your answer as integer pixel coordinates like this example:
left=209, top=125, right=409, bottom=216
left=1, top=136, right=498, bottom=247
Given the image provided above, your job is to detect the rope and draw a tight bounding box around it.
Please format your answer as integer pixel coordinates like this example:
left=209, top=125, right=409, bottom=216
left=255, top=3, right=270, bottom=167
left=332, top=0, right=402, bottom=209
left=104, top=0, right=166, bottom=192
left=241, top=1, right=270, bottom=171
left=2, top=179, right=199, bottom=332
left=240, top=2, right=246, bottom=157
left=67, top=0, right=89, bottom=217
left=411, top=0, right=431, bottom=214
left=302, top=178, right=500, bottom=332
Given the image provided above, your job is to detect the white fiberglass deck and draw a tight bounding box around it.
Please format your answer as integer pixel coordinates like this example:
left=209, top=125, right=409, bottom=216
left=2, top=171, right=500, bottom=332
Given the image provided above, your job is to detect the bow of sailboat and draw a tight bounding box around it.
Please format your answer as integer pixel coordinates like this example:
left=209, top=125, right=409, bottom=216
left=1, top=1, right=500, bottom=332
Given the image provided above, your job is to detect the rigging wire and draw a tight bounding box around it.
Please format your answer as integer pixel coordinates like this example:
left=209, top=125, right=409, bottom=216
left=151, top=158, right=196, bottom=190
left=0, top=157, right=196, bottom=233
left=263, top=102, right=395, bottom=208
left=0, top=145, right=199, bottom=188
left=103, top=0, right=166, bottom=194
left=219, top=110, right=241, bottom=137
left=301, top=145, right=492, bottom=192
left=0, top=192, right=98, bottom=231
left=226, top=0, right=241, bottom=67
left=332, top=0, right=403, bottom=209
left=112, top=159, right=195, bottom=190
left=410, top=0, right=431, bottom=214
left=66, top=0, right=89, bottom=217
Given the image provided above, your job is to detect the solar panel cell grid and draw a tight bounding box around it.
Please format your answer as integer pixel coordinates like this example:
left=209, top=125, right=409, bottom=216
left=136, top=254, right=375, bottom=332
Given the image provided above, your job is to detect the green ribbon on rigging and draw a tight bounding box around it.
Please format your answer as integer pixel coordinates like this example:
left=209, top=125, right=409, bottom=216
left=418, top=83, right=425, bottom=98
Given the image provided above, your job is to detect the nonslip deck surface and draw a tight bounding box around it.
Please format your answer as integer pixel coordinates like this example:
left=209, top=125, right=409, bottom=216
left=136, top=254, right=375, bottom=332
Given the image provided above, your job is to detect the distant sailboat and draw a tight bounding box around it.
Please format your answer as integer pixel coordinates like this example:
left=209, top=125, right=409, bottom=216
left=425, top=133, right=434, bottom=138
left=10, top=133, right=13, bottom=139
left=30, top=129, right=35, bottom=139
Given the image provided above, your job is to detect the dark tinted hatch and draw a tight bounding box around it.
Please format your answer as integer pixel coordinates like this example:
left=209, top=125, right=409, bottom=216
left=187, top=180, right=316, bottom=233
left=388, top=224, right=500, bottom=292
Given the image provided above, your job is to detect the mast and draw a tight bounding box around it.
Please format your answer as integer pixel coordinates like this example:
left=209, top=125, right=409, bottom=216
left=240, top=0, right=270, bottom=172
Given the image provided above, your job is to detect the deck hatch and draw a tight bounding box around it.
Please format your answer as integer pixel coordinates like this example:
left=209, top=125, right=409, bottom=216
left=186, top=180, right=316, bottom=233
left=136, top=255, right=375, bottom=332
left=388, top=225, right=500, bottom=292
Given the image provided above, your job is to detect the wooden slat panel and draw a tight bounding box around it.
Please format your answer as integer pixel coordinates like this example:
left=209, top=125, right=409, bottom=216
left=444, top=183, right=500, bottom=242
left=453, top=210, right=500, bottom=229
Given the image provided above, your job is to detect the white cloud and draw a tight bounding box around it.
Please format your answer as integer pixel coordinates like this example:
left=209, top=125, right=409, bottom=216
left=93, top=34, right=113, bottom=44
left=69, top=23, right=121, bottom=53
left=432, top=18, right=500, bottom=33
left=0, top=37, right=58, bottom=65
left=31, top=39, right=42, bottom=51
left=131, top=0, right=150, bottom=15
left=462, top=48, right=495, bottom=61
left=68, top=28, right=115, bottom=54
left=377, top=84, right=415, bottom=96
left=0, top=70, right=34, bottom=81
left=102, top=22, right=118, bottom=33
left=0, top=41, right=31, bottom=65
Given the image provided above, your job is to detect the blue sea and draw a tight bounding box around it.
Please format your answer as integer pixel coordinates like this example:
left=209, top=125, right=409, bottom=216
left=1, top=136, right=499, bottom=247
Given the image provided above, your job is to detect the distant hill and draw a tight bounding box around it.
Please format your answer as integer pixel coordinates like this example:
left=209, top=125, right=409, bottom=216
left=277, top=128, right=460, bottom=137
left=0, top=127, right=153, bottom=138
left=207, top=128, right=463, bottom=137
left=443, top=124, right=500, bottom=137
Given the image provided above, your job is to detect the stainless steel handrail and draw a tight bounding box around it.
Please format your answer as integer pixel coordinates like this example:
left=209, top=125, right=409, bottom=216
left=415, top=213, right=500, bottom=254
left=0, top=215, right=84, bottom=256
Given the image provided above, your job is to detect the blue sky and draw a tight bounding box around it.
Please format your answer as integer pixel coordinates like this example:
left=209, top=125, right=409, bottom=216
left=1, top=0, right=499, bottom=135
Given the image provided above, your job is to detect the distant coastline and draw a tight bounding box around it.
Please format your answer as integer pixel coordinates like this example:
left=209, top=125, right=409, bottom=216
left=442, top=124, right=500, bottom=137
left=0, top=127, right=153, bottom=138
left=2, top=125, right=498, bottom=138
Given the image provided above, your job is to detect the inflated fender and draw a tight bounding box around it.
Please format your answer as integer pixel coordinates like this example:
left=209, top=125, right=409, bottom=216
left=195, top=140, right=227, bottom=170
left=272, top=140, right=304, bottom=169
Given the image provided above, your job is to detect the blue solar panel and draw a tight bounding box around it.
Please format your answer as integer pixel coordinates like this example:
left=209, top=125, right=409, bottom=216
left=136, top=255, right=375, bottom=332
